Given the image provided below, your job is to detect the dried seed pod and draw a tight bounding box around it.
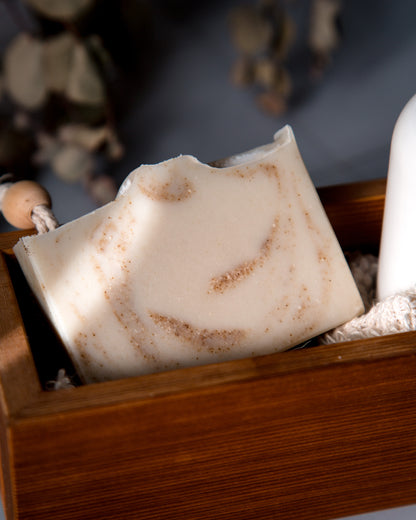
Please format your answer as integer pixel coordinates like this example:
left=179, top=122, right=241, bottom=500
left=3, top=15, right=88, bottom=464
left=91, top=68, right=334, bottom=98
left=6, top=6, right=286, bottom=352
left=23, top=0, right=94, bottom=22
left=106, top=132, right=125, bottom=161
left=33, top=132, right=60, bottom=166
left=51, top=144, right=94, bottom=183
left=4, top=33, right=47, bottom=110
left=85, top=174, right=117, bottom=205
left=58, top=124, right=109, bottom=152
left=13, top=111, right=31, bottom=131
left=65, top=43, right=106, bottom=106
left=257, top=90, right=287, bottom=116
left=229, top=5, right=273, bottom=56
left=228, top=0, right=298, bottom=116
left=309, top=0, right=342, bottom=72
left=254, top=57, right=277, bottom=89
left=44, top=33, right=77, bottom=94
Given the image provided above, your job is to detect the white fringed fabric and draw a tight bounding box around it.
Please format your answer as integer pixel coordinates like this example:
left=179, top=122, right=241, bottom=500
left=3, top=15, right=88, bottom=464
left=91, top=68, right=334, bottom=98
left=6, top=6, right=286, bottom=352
left=322, top=253, right=416, bottom=343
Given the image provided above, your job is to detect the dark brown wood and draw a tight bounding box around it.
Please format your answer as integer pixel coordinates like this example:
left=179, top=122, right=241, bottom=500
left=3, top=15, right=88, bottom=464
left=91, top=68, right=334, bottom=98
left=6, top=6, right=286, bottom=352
left=0, top=252, right=41, bottom=416
left=319, top=178, right=386, bottom=251
left=0, top=231, right=41, bottom=520
left=11, top=348, right=416, bottom=520
left=3, top=178, right=416, bottom=520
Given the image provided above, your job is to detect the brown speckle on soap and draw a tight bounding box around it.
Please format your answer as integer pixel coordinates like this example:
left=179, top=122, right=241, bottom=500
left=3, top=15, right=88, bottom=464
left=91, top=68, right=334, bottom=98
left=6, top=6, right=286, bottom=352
left=210, top=217, right=279, bottom=293
left=139, top=176, right=194, bottom=202
left=94, top=261, right=160, bottom=364
left=149, top=312, right=245, bottom=353
left=260, top=162, right=279, bottom=180
left=90, top=220, right=119, bottom=254
left=74, top=333, right=94, bottom=367
left=70, top=303, right=87, bottom=324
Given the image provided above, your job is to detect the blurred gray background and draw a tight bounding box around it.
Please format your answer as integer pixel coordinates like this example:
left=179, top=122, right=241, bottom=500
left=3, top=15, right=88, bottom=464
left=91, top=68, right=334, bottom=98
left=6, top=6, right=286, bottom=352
left=2, top=0, right=416, bottom=231
left=1, top=1, right=416, bottom=519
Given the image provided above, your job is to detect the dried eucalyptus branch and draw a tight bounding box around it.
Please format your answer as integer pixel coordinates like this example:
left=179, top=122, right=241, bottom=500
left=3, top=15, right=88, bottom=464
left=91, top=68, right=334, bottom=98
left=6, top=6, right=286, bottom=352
left=0, top=0, right=125, bottom=205
left=229, top=0, right=343, bottom=115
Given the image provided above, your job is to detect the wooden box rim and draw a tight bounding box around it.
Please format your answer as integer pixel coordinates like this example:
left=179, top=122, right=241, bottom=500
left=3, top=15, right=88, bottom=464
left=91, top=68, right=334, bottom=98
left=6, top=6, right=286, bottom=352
left=0, top=177, right=392, bottom=419
left=2, top=177, right=416, bottom=520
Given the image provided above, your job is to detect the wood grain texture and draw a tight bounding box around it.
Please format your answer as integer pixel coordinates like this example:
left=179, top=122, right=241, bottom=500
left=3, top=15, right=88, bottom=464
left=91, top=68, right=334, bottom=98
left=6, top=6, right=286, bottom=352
left=0, top=230, right=35, bottom=254
left=2, top=178, right=416, bottom=520
left=0, top=253, right=41, bottom=417
left=0, top=248, right=41, bottom=520
left=10, top=351, right=416, bottom=520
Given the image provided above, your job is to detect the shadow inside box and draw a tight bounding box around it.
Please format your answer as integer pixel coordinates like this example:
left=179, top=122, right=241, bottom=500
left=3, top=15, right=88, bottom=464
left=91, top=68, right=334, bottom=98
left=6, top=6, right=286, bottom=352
left=4, top=253, right=81, bottom=389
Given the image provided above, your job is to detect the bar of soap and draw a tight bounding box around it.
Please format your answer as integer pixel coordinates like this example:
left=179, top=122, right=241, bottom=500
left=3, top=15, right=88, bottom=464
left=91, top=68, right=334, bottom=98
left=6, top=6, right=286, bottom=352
left=14, top=126, right=363, bottom=383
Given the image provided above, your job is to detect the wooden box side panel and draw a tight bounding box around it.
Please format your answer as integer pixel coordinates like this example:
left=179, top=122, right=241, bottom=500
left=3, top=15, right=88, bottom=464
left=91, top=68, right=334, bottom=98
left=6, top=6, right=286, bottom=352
left=0, top=252, right=41, bottom=417
left=0, top=250, right=42, bottom=520
left=10, top=352, right=416, bottom=520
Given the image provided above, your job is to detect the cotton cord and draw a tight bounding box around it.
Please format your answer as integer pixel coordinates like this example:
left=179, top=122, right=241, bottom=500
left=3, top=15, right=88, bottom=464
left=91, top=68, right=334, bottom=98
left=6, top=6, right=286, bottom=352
left=31, top=204, right=59, bottom=234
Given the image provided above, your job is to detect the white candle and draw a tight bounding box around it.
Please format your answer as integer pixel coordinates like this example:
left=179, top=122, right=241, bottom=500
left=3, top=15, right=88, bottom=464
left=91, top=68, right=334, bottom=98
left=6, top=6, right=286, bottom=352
left=377, top=93, right=416, bottom=300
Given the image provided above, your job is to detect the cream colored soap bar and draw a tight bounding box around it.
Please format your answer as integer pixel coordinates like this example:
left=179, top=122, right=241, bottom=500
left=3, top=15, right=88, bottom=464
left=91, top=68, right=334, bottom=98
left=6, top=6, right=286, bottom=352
left=14, top=126, right=363, bottom=384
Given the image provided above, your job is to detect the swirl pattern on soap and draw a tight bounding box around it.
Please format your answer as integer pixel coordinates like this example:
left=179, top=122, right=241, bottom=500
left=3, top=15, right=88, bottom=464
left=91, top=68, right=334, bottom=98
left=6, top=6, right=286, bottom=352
left=139, top=175, right=194, bottom=202
left=149, top=312, right=245, bottom=353
left=209, top=217, right=279, bottom=293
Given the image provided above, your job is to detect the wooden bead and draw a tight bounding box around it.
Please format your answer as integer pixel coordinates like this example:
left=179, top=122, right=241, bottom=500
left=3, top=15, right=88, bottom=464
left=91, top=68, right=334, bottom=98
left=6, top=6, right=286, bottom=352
left=1, top=180, right=52, bottom=230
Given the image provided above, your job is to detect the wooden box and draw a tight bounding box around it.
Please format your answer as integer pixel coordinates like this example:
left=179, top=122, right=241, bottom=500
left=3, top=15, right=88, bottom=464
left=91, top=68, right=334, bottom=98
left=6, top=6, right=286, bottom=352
left=1, top=178, right=416, bottom=520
